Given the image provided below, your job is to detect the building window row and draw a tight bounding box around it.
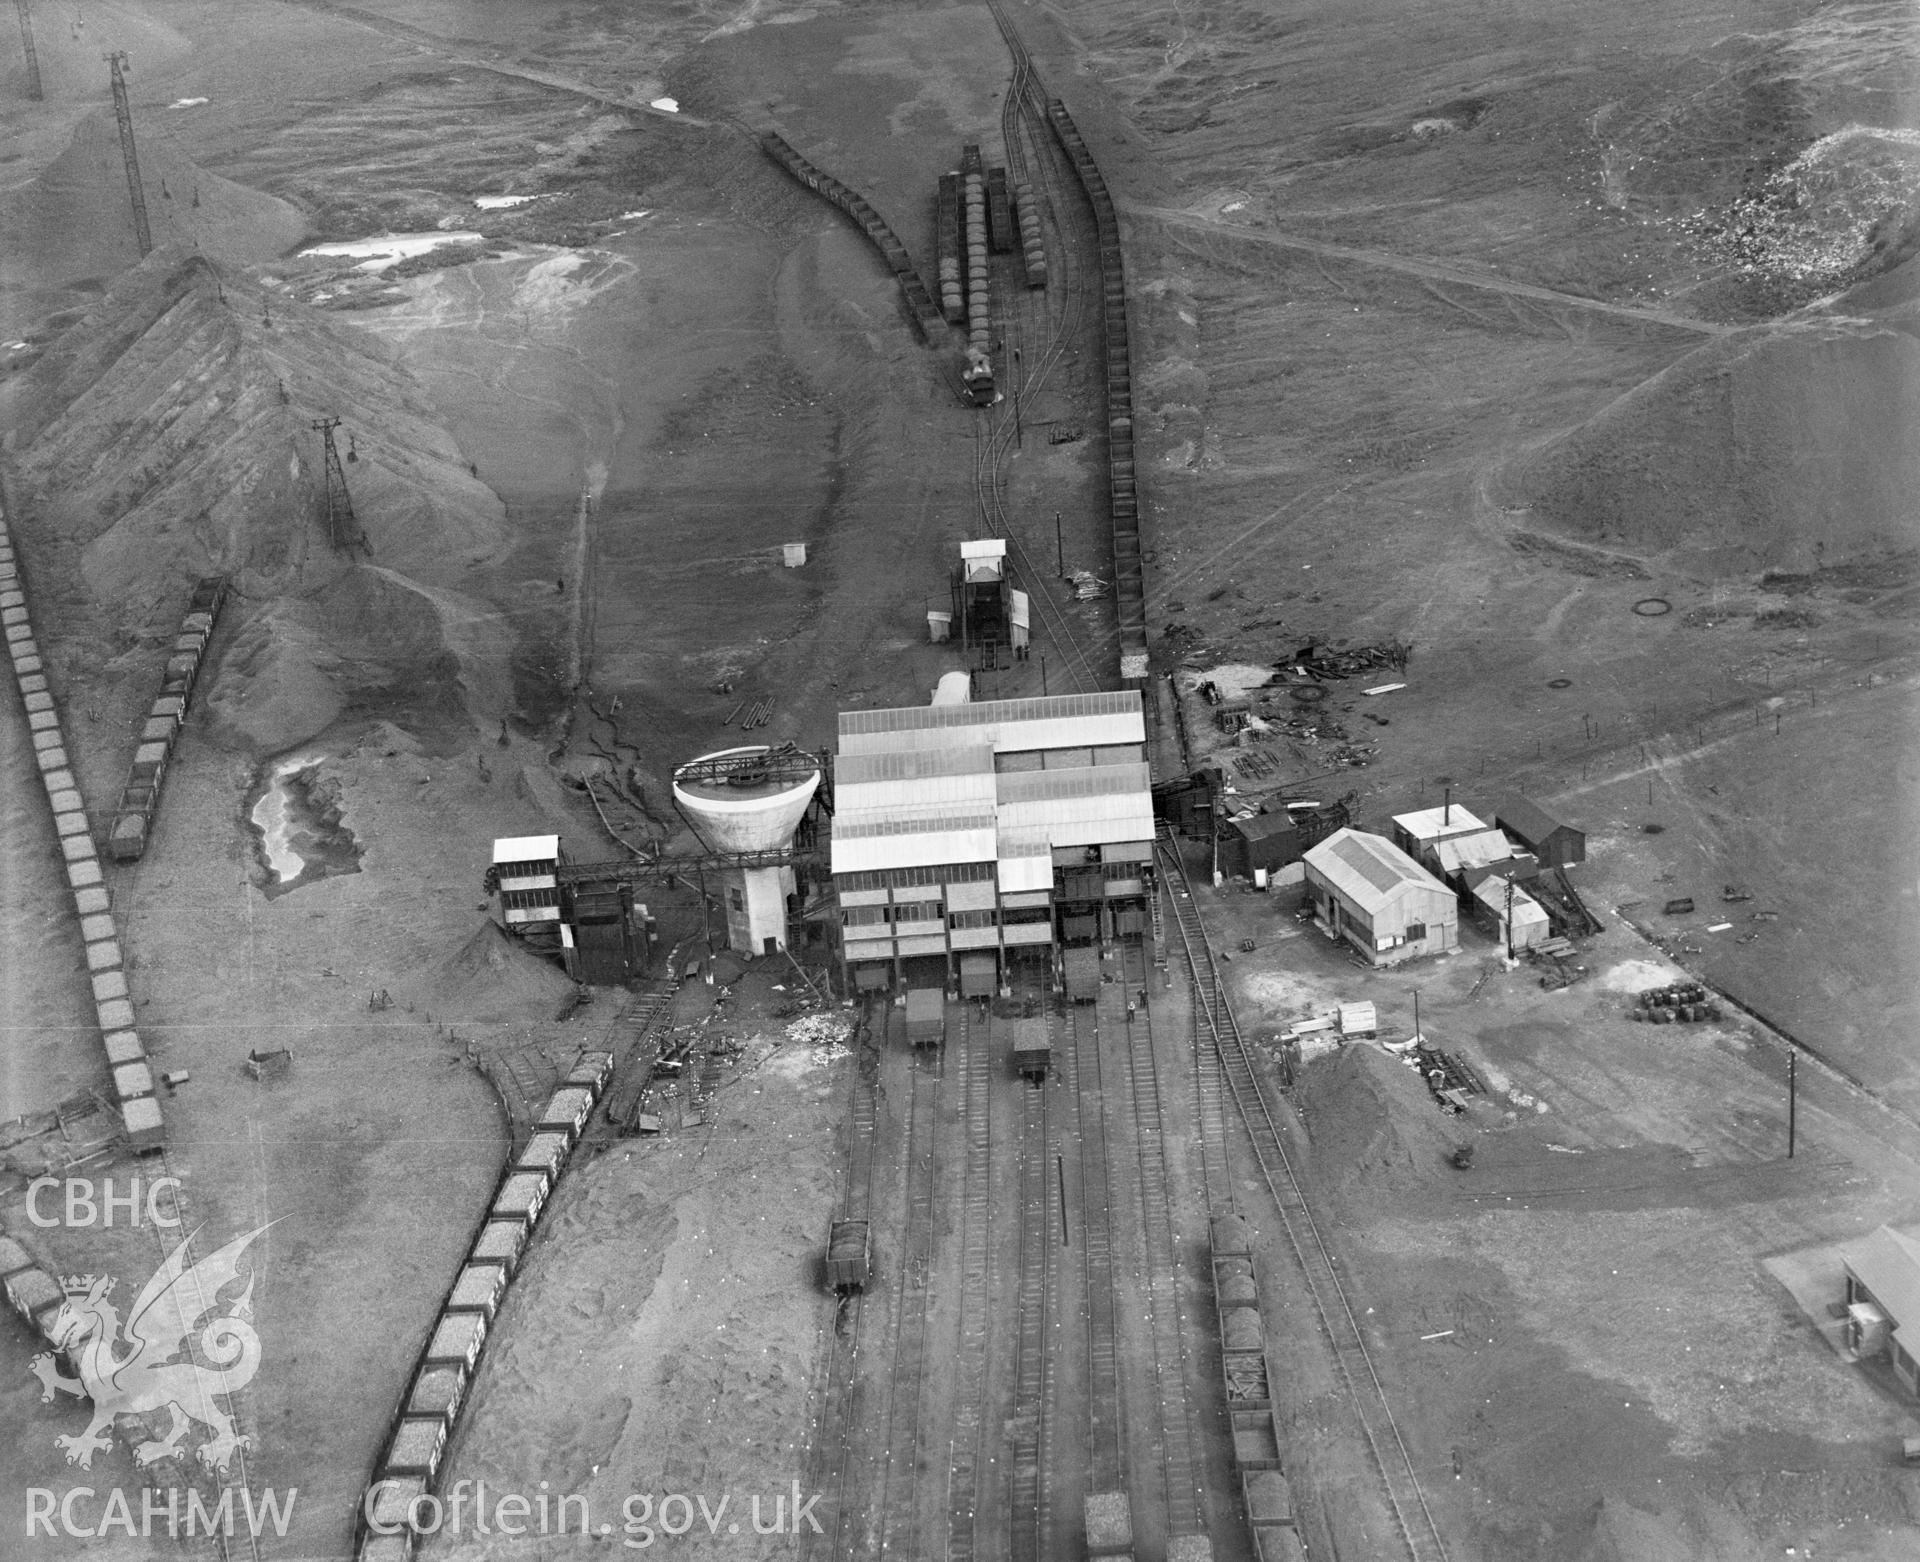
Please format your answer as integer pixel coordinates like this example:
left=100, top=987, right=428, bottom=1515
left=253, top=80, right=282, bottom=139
left=835, top=862, right=995, bottom=893
left=948, top=909, right=998, bottom=930
left=845, top=901, right=945, bottom=927
left=499, top=889, right=559, bottom=911
left=994, top=743, right=1144, bottom=772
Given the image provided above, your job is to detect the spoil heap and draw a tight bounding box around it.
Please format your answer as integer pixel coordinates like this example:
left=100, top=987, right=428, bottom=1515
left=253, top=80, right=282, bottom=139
left=1518, top=307, right=1920, bottom=575
left=1296, top=1042, right=1457, bottom=1199
left=0, top=249, right=514, bottom=752
left=0, top=105, right=305, bottom=299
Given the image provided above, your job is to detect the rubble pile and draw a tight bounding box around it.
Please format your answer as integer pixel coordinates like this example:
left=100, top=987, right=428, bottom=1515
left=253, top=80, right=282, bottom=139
left=784, top=1012, right=853, bottom=1051
left=1276, top=642, right=1410, bottom=682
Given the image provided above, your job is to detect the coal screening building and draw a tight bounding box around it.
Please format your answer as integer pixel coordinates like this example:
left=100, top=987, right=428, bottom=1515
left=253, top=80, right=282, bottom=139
left=830, top=691, right=1154, bottom=996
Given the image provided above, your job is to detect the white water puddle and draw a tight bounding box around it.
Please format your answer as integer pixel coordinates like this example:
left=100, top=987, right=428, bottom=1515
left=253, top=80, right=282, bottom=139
left=473, top=194, right=549, bottom=211
left=299, top=231, right=484, bottom=272
left=169, top=97, right=209, bottom=109
left=251, top=755, right=314, bottom=882
left=649, top=97, right=679, bottom=113
left=249, top=756, right=363, bottom=895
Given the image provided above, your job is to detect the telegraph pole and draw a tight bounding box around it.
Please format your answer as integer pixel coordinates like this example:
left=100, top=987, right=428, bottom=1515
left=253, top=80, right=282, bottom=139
left=104, top=52, right=151, bottom=256
left=1788, top=1049, right=1797, bottom=1159
left=16, top=0, right=42, bottom=100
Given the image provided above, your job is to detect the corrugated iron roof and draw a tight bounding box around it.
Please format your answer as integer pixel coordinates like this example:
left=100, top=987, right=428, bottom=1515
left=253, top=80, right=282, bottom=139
left=837, top=771, right=997, bottom=816
left=835, top=746, right=993, bottom=784
left=996, top=830, right=1053, bottom=892
left=1471, top=877, right=1549, bottom=922
left=838, top=691, right=1143, bottom=749
left=998, top=792, right=1154, bottom=847
left=1840, top=1226, right=1920, bottom=1346
left=1305, top=828, right=1448, bottom=910
left=1434, top=829, right=1514, bottom=875
left=1496, top=796, right=1578, bottom=845
left=994, top=762, right=1151, bottom=805
left=1391, top=805, right=1489, bottom=841
left=1230, top=812, right=1299, bottom=843
left=830, top=815, right=997, bottom=875
left=493, top=834, right=558, bottom=863
left=834, top=807, right=996, bottom=838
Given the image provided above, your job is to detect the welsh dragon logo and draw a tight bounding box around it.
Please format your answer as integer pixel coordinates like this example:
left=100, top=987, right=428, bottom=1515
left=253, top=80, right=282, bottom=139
left=29, top=1225, right=269, bottom=1473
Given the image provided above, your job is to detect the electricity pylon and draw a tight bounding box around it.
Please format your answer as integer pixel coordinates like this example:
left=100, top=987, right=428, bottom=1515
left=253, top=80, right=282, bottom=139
left=105, top=52, right=152, bottom=256
left=311, top=417, right=369, bottom=556
left=16, top=0, right=42, bottom=100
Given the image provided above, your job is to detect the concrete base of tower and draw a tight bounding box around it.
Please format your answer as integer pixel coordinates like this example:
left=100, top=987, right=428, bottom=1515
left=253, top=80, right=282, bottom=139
left=721, top=865, right=794, bottom=954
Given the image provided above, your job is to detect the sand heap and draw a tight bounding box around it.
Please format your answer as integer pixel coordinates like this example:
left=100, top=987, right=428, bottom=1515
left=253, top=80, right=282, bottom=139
left=1517, top=311, right=1920, bottom=575
left=1296, top=1042, right=1457, bottom=1197
left=0, top=249, right=516, bottom=750
left=0, top=104, right=305, bottom=300
left=413, top=921, right=578, bottom=1026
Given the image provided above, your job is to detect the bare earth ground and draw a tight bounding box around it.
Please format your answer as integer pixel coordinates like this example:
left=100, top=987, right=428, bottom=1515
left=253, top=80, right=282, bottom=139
left=0, top=0, right=1918, bottom=1560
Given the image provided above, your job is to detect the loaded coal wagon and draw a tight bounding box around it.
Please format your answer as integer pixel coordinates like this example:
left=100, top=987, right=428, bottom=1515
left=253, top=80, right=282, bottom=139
left=824, top=1218, right=872, bottom=1292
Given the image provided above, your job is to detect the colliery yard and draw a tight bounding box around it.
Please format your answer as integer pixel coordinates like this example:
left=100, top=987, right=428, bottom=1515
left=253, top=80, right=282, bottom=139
left=4, top=2, right=1920, bottom=1561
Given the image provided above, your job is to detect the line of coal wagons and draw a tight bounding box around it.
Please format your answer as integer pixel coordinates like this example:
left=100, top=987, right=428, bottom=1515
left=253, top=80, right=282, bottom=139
left=1, top=1236, right=71, bottom=1353
left=1212, top=1212, right=1308, bottom=1562
left=356, top=1050, right=614, bottom=1562
left=108, top=575, right=226, bottom=862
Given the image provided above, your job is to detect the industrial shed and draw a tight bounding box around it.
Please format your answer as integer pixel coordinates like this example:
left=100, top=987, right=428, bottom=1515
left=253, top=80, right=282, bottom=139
left=1303, top=828, right=1458, bottom=966
left=831, top=691, right=1155, bottom=993
left=1839, top=1225, right=1920, bottom=1395
left=1223, top=799, right=1350, bottom=883
left=1495, top=797, right=1586, bottom=868
left=1469, top=875, right=1551, bottom=952
left=1390, top=805, right=1495, bottom=878
left=1224, top=812, right=1302, bottom=881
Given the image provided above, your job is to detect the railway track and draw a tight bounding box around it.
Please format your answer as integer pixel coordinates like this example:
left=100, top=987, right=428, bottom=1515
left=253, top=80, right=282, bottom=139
left=804, top=1001, right=884, bottom=1562
left=877, top=1036, right=943, bottom=1562
left=944, top=1002, right=995, bottom=1562
left=133, top=1152, right=264, bottom=1562
left=1154, top=835, right=1450, bottom=1562
left=1110, top=982, right=1206, bottom=1539
left=1189, top=978, right=1234, bottom=1216
left=966, top=0, right=1121, bottom=694
left=760, top=132, right=947, bottom=340
left=1007, top=1030, right=1053, bottom=1562
left=1066, top=1000, right=1125, bottom=1491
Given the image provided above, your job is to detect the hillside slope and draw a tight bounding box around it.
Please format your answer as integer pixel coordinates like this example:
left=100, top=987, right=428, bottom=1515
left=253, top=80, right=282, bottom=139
left=1515, top=311, right=1920, bottom=574
left=0, top=249, right=516, bottom=751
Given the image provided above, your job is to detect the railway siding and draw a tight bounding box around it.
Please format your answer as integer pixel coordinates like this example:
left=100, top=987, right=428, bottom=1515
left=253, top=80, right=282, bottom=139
left=107, top=576, right=227, bottom=863
left=0, top=504, right=166, bottom=1158
left=760, top=132, right=948, bottom=341
left=355, top=1047, right=617, bottom=1562
left=1042, top=101, right=1150, bottom=687
left=1156, top=835, right=1449, bottom=1562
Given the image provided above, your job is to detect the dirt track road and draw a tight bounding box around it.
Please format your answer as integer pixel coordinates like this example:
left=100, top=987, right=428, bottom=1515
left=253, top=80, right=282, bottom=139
left=269, top=0, right=720, bottom=126
left=1126, top=200, right=1730, bottom=338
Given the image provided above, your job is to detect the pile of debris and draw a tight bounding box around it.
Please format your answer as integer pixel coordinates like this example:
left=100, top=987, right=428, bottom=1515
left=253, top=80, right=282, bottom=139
left=1276, top=641, right=1409, bottom=682
left=1409, top=1043, right=1485, bottom=1115
left=1627, top=982, right=1722, bottom=1024
left=1069, top=570, right=1108, bottom=601
left=785, top=1011, right=853, bottom=1050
